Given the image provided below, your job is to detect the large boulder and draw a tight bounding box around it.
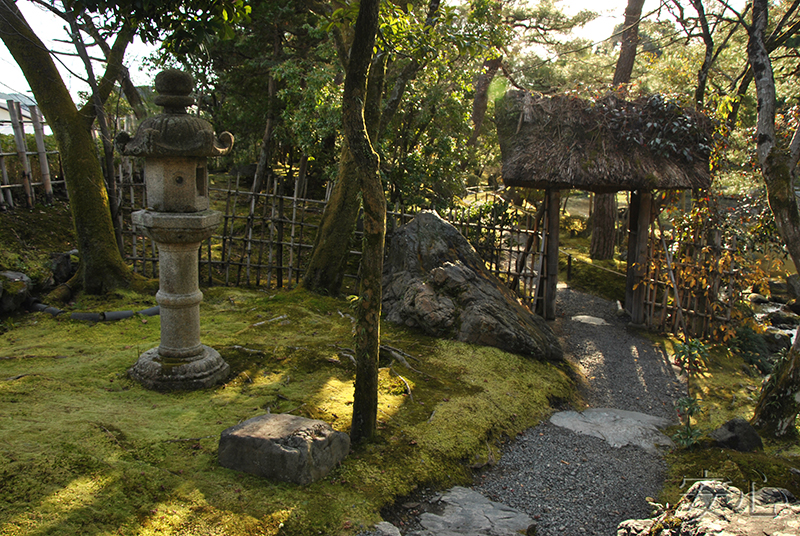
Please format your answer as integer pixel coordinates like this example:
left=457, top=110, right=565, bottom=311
left=218, top=414, right=350, bottom=485
left=617, top=480, right=800, bottom=536
left=382, top=211, right=562, bottom=362
left=0, top=271, right=32, bottom=314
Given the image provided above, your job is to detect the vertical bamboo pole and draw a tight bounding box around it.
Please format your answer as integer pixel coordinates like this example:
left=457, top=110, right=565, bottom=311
left=287, top=174, right=301, bottom=286
left=8, top=100, right=34, bottom=207
left=0, top=137, right=13, bottom=208
left=30, top=105, right=52, bottom=203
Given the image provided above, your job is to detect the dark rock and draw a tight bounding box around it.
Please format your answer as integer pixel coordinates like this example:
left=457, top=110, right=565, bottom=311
left=382, top=211, right=562, bottom=362
left=755, top=487, right=796, bottom=504
left=218, top=414, right=349, bottom=485
left=0, top=271, right=31, bottom=314
left=763, top=327, right=793, bottom=355
left=767, top=310, right=800, bottom=328
left=709, top=417, right=763, bottom=452
left=788, top=273, right=800, bottom=299
left=769, top=278, right=789, bottom=303
left=786, top=298, right=800, bottom=315
left=748, top=293, right=769, bottom=304
left=50, top=250, right=77, bottom=285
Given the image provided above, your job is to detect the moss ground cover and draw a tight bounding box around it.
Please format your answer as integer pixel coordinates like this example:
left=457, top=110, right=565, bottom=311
left=0, top=287, right=573, bottom=535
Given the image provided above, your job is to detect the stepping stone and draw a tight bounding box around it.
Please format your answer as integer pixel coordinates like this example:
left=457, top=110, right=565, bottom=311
left=571, top=315, right=609, bottom=326
left=407, top=486, right=533, bottom=536
left=218, top=414, right=350, bottom=485
left=550, top=408, right=674, bottom=453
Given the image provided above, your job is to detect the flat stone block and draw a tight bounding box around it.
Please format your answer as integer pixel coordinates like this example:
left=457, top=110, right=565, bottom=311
left=218, top=414, right=350, bottom=485
left=132, top=210, right=221, bottom=243
left=129, top=345, right=229, bottom=391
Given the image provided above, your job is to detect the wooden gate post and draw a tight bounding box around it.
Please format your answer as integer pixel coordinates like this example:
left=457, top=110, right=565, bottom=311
left=536, top=188, right=561, bottom=320
left=628, top=190, right=652, bottom=325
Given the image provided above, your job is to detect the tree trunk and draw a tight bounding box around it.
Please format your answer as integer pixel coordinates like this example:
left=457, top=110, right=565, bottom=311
left=612, top=0, right=645, bottom=86
left=690, top=0, right=713, bottom=108
left=590, top=192, right=617, bottom=260
left=0, top=0, right=135, bottom=294
left=303, top=0, right=441, bottom=296
left=747, top=0, right=800, bottom=438
left=751, top=328, right=800, bottom=438
left=468, top=56, right=503, bottom=147
left=593, top=0, right=646, bottom=262
left=252, top=24, right=281, bottom=196
left=343, top=0, right=384, bottom=445
left=302, top=147, right=363, bottom=295
left=748, top=0, right=800, bottom=270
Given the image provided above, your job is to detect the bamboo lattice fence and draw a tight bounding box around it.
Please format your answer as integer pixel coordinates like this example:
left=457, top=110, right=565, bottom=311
left=119, top=175, right=547, bottom=306
left=642, top=222, right=740, bottom=340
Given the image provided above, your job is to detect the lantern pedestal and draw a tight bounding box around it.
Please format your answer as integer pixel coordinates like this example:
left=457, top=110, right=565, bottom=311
left=128, top=210, right=228, bottom=391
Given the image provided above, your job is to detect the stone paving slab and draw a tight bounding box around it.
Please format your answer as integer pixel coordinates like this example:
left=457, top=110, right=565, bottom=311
left=406, top=486, right=533, bottom=536
left=549, top=408, right=674, bottom=452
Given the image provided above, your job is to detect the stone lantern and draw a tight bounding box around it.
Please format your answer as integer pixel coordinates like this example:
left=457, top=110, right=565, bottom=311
left=117, top=69, right=233, bottom=391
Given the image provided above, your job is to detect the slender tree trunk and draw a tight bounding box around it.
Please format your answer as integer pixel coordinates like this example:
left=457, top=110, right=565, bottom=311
left=252, top=25, right=281, bottom=195
left=303, top=0, right=441, bottom=296
left=344, top=0, right=384, bottom=444
left=590, top=192, right=617, bottom=260
left=0, top=0, right=135, bottom=294
left=468, top=56, right=503, bottom=147
left=690, top=0, right=713, bottom=108
left=612, top=0, right=645, bottom=86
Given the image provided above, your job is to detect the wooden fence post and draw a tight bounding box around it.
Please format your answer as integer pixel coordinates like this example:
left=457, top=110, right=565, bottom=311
left=8, top=100, right=34, bottom=208
left=0, top=137, right=14, bottom=208
left=30, top=105, right=52, bottom=203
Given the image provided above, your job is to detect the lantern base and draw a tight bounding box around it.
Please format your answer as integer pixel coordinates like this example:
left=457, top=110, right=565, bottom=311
left=129, top=345, right=229, bottom=391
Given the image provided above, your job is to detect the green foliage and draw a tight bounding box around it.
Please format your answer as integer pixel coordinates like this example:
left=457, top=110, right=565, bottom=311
left=460, top=197, right=520, bottom=261
left=673, top=338, right=709, bottom=375
left=592, top=94, right=714, bottom=164
left=730, top=326, right=774, bottom=375
left=673, top=396, right=704, bottom=449
left=70, top=0, right=252, bottom=53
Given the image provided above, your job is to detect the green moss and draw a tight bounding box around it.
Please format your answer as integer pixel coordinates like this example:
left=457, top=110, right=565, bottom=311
left=558, top=252, right=627, bottom=303
left=0, top=287, right=573, bottom=535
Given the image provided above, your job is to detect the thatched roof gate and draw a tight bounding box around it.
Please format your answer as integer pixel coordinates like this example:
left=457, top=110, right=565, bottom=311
left=495, top=90, right=713, bottom=322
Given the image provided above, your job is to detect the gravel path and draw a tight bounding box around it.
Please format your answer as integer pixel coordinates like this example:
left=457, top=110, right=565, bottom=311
left=369, top=286, right=686, bottom=536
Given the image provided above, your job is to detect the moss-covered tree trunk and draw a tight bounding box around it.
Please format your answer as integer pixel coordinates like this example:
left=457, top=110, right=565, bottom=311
left=748, top=0, right=800, bottom=279
left=747, top=0, right=800, bottom=438
left=302, top=148, right=363, bottom=295
left=0, top=0, right=135, bottom=294
left=343, top=0, right=384, bottom=444
left=751, top=328, right=800, bottom=438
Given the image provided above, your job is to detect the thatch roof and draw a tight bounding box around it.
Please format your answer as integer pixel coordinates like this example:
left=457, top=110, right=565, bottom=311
left=496, top=90, right=713, bottom=193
